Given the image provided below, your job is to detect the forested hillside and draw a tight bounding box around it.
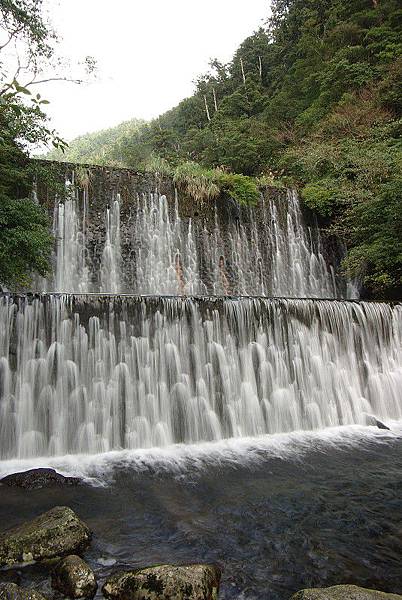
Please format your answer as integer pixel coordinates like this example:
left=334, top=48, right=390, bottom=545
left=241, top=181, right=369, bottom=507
left=48, top=0, right=401, bottom=298
left=45, top=118, right=145, bottom=165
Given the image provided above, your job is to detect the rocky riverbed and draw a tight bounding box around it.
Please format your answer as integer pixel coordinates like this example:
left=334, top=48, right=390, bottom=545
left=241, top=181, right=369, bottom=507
left=0, top=430, right=401, bottom=599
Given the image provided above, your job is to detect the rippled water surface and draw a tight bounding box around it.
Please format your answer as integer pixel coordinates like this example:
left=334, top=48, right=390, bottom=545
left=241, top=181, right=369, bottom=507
left=1, top=428, right=402, bottom=600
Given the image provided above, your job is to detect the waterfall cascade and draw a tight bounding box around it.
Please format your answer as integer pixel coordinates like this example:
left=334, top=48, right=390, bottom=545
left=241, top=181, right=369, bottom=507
left=47, top=182, right=337, bottom=298
left=1, top=170, right=401, bottom=461
left=0, top=294, right=401, bottom=459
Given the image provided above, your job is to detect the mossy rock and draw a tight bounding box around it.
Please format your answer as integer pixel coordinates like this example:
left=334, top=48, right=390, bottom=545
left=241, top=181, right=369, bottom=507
left=102, top=564, right=221, bottom=600
left=0, top=583, right=48, bottom=600
left=0, top=507, right=91, bottom=567
left=290, top=585, right=402, bottom=600
left=51, top=555, right=97, bottom=598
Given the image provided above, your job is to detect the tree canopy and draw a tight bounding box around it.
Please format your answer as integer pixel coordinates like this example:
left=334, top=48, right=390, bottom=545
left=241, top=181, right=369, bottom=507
left=0, top=0, right=95, bottom=288
left=54, top=0, right=401, bottom=298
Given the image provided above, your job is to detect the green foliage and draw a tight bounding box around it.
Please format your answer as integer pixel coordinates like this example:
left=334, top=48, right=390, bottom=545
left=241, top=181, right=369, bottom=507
left=173, top=162, right=259, bottom=205
left=343, top=177, right=402, bottom=295
left=45, top=119, right=146, bottom=166
left=217, top=172, right=259, bottom=206
left=40, top=0, right=401, bottom=297
left=143, top=153, right=172, bottom=176
left=0, top=0, right=61, bottom=288
left=301, top=181, right=340, bottom=217
left=0, top=195, right=52, bottom=287
left=0, top=132, right=52, bottom=287
left=173, top=162, right=220, bottom=203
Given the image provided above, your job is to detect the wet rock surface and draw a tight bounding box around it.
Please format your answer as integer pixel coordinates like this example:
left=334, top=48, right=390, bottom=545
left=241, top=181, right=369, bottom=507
left=0, top=507, right=91, bottom=567
left=102, top=564, right=221, bottom=600
left=363, top=415, right=391, bottom=431
left=51, top=555, right=97, bottom=598
left=290, top=585, right=402, bottom=600
left=0, top=583, right=48, bottom=600
left=1, top=470, right=80, bottom=490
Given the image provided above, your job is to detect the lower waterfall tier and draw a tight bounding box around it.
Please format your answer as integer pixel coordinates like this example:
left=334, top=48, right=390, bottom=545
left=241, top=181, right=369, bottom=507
left=0, top=294, right=401, bottom=459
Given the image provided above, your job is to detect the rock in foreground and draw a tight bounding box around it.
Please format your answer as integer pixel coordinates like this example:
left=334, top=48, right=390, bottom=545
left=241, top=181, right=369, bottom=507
left=52, top=555, right=97, bottom=598
left=0, top=507, right=91, bottom=567
left=0, top=583, right=48, bottom=600
left=290, top=585, right=402, bottom=599
left=1, top=469, right=80, bottom=490
left=102, top=564, right=221, bottom=600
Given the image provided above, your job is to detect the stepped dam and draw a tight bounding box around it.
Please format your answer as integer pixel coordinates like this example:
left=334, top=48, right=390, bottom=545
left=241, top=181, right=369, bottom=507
left=0, top=163, right=399, bottom=460
left=0, top=294, right=401, bottom=459
left=1, top=163, right=401, bottom=600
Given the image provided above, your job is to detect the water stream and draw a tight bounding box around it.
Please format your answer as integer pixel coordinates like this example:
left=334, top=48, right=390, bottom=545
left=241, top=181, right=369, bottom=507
left=47, top=184, right=337, bottom=297
left=1, top=176, right=401, bottom=599
left=0, top=295, right=400, bottom=460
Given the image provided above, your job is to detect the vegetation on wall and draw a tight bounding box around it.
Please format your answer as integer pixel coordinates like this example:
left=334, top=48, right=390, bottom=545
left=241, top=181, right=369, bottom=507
left=50, top=0, right=401, bottom=298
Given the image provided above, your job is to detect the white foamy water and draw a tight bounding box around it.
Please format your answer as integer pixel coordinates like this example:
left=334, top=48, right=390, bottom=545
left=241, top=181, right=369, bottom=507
left=0, top=424, right=400, bottom=484
left=0, top=295, right=400, bottom=461
left=47, top=184, right=338, bottom=297
left=101, top=195, right=121, bottom=293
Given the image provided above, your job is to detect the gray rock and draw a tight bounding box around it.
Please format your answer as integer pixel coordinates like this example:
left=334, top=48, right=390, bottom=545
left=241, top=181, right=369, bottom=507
left=362, top=414, right=391, bottom=430
left=290, top=584, right=402, bottom=600
left=51, top=555, right=97, bottom=598
left=0, top=507, right=91, bottom=567
left=102, top=564, right=221, bottom=600
left=1, top=469, right=80, bottom=490
left=0, top=583, right=48, bottom=600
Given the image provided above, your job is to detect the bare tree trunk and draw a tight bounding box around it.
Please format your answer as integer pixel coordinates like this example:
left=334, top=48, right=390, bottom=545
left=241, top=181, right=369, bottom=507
left=212, top=87, right=218, bottom=112
left=204, top=95, right=211, bottom=121
left=258, top=56, right=262, bottom=80
left=240, top=57, right=246, bottom=85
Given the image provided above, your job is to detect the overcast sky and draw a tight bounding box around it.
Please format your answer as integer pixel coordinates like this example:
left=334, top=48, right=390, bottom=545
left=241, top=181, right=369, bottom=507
left=39, top=0, right=268, bottom=141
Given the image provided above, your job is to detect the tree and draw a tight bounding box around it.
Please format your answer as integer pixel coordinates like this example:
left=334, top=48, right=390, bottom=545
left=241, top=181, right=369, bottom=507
left=0, top=0, right=94, bottom=288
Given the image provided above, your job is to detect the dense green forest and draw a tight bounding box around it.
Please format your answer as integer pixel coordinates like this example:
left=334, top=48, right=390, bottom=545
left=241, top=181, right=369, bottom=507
left=46, top=118, right=145, bottom=165
left=48, top=0, right=401, bottom=298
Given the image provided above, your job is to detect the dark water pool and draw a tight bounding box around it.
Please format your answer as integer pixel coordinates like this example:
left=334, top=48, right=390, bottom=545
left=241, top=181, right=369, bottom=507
left=1, top=429, right=402, bottom=600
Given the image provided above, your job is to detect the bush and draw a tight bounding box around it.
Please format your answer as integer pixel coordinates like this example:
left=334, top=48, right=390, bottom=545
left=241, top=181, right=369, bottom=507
left=301, top=181, right=339, bottom=217
left=173, top=161, right=259, bottom=206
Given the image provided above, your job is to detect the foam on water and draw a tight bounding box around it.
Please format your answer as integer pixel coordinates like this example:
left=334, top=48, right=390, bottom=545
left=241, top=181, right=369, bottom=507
left=0, top=423, right=400, bottom=485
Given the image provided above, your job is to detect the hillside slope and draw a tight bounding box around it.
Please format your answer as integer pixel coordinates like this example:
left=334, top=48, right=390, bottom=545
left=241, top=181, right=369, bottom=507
left=46, top=0, right=401, bottom=298
left=46, top=118, right=146, bottom=166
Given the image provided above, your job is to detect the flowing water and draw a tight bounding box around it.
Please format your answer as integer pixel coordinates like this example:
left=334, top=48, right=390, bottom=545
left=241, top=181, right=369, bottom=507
left=0, top=430, right=401, bottom=600
left=0, top=294, right=401, bottom=460
left=47, top=184, right=337, bottom=297
left=1, top=175, right=401, bottom=599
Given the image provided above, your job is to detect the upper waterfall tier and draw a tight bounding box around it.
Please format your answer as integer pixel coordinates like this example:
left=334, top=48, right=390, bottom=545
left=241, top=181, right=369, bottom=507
left=40, top=172, right=342, bottom=297
left=0, top=294, right=400, bottom=459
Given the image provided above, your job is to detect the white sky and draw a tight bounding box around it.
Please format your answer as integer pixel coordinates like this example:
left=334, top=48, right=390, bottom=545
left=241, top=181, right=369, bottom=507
left=38, top=0, right=269, bottom=141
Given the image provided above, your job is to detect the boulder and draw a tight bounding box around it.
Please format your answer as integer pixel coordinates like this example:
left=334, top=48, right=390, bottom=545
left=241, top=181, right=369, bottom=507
left=1, top=469, right=80, bottom=490
left=102, top=564, right=221, bottom=600
left=362, top=414, right=391, bottom=431
left=290, top=585, right=402, bottom=600
left=0, top=583, right=48, bottom=600
left=51, top=555, right=97, bottom=598
left=0, top=507, right=91, bottom=567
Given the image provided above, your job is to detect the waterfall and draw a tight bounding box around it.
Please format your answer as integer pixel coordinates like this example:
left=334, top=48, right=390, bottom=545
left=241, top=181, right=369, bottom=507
left=0, top=294, right=400, bottom=459
left=133, top=192, right=205, bottom=295
left=48, top=184, right=337, bottom=298
left=205, top=190, right=335, bottom=297
left=101, top=195, right=121, bottom=293
left=52, top=180, right=90, bottom=293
